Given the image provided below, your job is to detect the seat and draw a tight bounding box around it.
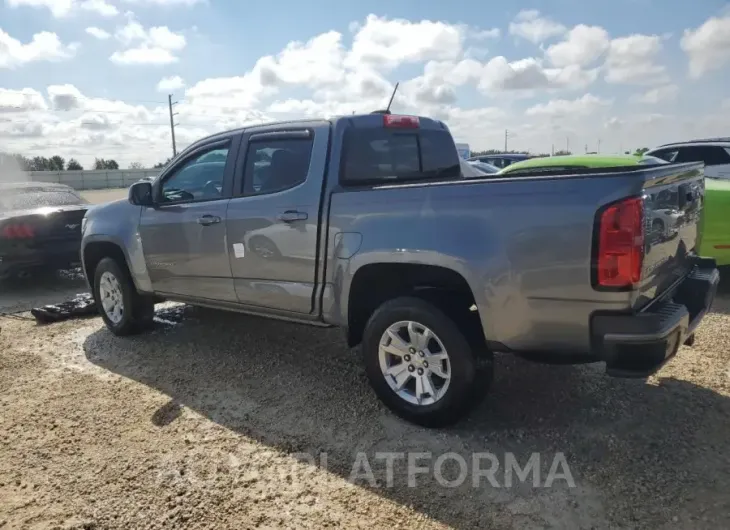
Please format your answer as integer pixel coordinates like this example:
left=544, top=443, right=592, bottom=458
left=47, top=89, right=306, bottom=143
left=263, top=150, right=298, bottom=193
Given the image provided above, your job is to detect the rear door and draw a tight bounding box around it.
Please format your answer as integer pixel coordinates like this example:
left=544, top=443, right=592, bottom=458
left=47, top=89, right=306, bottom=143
left=226, top=126, right=328, bottom=315
left=139, top=137, right=238, bottom=300
left=675, top=145, right=730, bottom=179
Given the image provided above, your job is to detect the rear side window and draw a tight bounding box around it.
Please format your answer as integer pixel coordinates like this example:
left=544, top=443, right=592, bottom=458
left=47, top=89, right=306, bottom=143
left=675, top=146, right=730, bottom=166
left=341, top=128, right=460, bottom=184
left=242, top=137, right=314, bottom=195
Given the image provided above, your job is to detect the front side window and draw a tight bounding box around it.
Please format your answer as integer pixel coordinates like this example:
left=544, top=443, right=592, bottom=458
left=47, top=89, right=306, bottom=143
left=242, top=137, right=314, bottom=195
left=161, top=146, right=230, bottom=202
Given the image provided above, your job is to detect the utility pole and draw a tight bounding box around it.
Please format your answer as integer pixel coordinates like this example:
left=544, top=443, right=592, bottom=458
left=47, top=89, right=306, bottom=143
left=566, top=136, right=570, bottom=153
left=168, top=94, right=179, bottom=157
left=504, top=129, right=509, bottom=152
left=551, top=144, right=554, bottom=156
left=597, top=138, right=602, bottom=154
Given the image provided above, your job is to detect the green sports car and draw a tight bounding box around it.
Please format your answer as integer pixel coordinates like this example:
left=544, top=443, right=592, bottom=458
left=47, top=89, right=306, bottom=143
left=497, top=154, right=730, bottom=266
left=496, top=153, right=668, bottom=175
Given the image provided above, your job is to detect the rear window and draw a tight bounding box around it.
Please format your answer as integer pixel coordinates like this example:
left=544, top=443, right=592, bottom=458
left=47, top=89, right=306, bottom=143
left=341, top=128, right=460, bottom=184
left=0, top=188, right=87, bottom=212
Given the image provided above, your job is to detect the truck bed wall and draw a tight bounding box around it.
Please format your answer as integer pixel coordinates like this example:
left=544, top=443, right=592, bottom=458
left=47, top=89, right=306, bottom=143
left=323, top=171, right=666, bottom=355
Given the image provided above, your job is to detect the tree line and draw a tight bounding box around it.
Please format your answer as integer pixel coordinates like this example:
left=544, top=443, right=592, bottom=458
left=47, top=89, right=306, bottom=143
left=0, top=153, right=122, bottom=171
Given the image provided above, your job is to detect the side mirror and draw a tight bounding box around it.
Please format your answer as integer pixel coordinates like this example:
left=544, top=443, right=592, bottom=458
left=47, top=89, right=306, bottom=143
left=129, top=181, right=153, bottom=206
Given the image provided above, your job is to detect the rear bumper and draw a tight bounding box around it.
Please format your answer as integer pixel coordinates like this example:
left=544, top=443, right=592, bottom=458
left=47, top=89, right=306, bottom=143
left=591, top=258, right=719, bottom=378
left=0, top=241, right=81, bottom=277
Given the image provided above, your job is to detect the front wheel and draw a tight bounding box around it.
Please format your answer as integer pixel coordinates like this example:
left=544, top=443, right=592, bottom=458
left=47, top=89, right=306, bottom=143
left=93, top=257, right=154, bottom=336
left=362, top=296, right=493, bottom=427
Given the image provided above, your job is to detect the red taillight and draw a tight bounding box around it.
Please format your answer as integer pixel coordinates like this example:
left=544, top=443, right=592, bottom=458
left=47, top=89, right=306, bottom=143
left=596, top=196, right=644, bottom=288
left=1, top=223, right=36, bottom=239
left=383, top=114, right=420, bottom=129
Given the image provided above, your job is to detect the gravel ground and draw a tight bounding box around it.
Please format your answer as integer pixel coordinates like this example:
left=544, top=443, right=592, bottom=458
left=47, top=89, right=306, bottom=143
left=79, top=188, right=128, bottom=204
left=1, top=283, right=730, bottom=529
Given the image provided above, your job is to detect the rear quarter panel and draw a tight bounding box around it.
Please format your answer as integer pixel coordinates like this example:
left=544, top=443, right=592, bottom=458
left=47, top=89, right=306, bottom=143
left=324, top=173, right=655, bottom=354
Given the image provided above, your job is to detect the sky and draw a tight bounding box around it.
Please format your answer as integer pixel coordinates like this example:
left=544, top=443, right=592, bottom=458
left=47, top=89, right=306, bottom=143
left=1, top=0, right=730, bottom=168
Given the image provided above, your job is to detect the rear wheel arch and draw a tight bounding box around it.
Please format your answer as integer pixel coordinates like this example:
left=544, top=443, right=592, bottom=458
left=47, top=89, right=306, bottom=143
left=345, top=262, right=486, bottom=351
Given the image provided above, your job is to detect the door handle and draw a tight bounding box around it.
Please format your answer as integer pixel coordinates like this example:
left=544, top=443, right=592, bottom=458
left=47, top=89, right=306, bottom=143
left=277, top=210, right=308, bottom=223
left=197, top=215, right=221, bottom=226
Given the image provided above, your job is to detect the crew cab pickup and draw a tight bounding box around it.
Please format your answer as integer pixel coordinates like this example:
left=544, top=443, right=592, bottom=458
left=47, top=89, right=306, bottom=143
left=81, top=113, right=719, bottom=427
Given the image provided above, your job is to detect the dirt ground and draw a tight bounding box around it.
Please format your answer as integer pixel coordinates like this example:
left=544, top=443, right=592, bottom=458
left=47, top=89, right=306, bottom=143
left=1, top=276, right=730, bottom=530
left=80, top=188, right=128, bottom=205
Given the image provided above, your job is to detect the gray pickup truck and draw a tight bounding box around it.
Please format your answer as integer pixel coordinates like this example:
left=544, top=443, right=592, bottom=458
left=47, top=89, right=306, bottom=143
left=81, top=112, right=719, bottom=427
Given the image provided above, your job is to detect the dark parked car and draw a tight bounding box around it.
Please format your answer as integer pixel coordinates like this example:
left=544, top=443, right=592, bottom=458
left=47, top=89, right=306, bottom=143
left=468, top=153, right=530, bottom=169
left=0, top=182, right=89, bottom=280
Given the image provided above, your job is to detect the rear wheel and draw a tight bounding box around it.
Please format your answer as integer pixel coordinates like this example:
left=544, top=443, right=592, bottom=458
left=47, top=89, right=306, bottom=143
left=93, top=257, right=154, bottom=336
left=362, top=296, right=493, bottom=427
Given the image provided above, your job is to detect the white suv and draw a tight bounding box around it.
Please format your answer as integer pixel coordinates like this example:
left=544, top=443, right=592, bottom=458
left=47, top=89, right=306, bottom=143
left=646, top=139, right=730, bottom=179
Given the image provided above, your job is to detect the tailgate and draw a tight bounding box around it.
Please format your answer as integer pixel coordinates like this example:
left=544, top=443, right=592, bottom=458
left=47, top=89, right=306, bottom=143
left=634, top=162, right=704, bottom=308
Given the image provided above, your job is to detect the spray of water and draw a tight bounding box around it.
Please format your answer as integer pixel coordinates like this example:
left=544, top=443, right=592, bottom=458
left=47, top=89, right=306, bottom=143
left=0, top=152, right=30, bottom=184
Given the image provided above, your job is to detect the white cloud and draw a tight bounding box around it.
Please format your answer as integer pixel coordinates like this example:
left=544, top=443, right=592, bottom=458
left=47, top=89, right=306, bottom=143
left=110, top=19, right=186, bottom=65
left=86, top=27, right=111, bottom=40
left=468, top=27, right=501, bottom=40
left=604, top=34, right=668, bottom=85
left=478, top=56, right=598, bottom=92
left=256, top=31, right=346, bottom=87
left=525, top=94, right=612, bottom=118
left=680, top=15, right=730, bottom=78
left=508, top=10, right=566, bottom=44
left=0, top=28, right=78, bottom=69
left=346, top=14, right=465, bottom=70
left=122, top=0, right=205, bottom=5
left=1, top=13, right=723, bottom=165
left=47, top=84, right=84, bottom=110
left=0, top=88, right=48, bottom=113
left=156, top=75, right=185, bottom=92
left=631, top=84, right=679, bottom=104
left=80, top=0, right=117, bottom=16
left=546, top=25, right=610, bottom=67
left=606, top=117, right=624, bottom=130
left=6, top=0, right=118, bottom=17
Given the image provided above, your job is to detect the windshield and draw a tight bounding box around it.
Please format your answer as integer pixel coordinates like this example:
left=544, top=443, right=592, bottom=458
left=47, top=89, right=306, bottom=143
left=0, top=188, right=88, bottom=212
left=460, top=159, right=492, bottom=178
left=637, top=155, right=669, bottom=165
left=468, top=161, right=499, bottom=174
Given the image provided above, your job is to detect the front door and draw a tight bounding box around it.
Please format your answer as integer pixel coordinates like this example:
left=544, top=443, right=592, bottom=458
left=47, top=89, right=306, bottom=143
left=226, top=127, right=327, bottom=314
left=139, top=139, right=237, bottom=301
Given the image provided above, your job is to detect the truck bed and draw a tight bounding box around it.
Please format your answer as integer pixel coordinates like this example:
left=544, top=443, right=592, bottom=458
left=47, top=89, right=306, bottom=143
left=325, top=162, right=705, bottom=356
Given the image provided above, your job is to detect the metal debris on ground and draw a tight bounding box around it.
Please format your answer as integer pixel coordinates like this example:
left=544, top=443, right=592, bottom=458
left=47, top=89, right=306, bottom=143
left=31, top=293, right=97, bottom=324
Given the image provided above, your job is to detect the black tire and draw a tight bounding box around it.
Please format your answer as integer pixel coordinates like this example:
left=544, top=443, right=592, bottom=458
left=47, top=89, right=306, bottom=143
left=362, top=296, right=493, bottom=428
left=93, top=257, right=154, bottom=336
